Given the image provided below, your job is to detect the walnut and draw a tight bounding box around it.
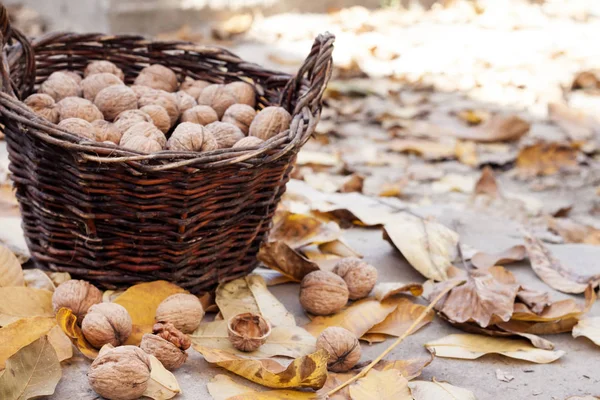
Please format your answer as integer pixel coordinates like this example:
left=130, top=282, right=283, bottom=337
left=175, top=90, right=197, bottom=114
left=140, top=323, right=190, bottom=370
left=227, top=313, right=271, bottom=352
left=180, top=105, right=218, bottom=126
left=24, top=93, right=59, bottom=123
left=120, top=122, right=167, bottom=148
left=84, top=60, right=125, bottom=81
left=224, top=81, right=256, bottom=108
left=114, top=109, right=153, bottom=134
left=205, top=121, right=244, bottom=149
left=121, top=135, right=163, bottom=153
left=130, top=84, right=157, bottom=100
left=249, top=106, right=292, bottom=140
left=333, top=258, right=378, bottom=300
left=94, top=85, right=138, bottom=121
left=180, top=78, right=211, bottom=99
left=82, top=303, right=132, bottom=348
left=88, top=345, right=151, bottom=400
left=222, top=104, right=256, bottom=134
left=139, top=105, right=171, bottom=134
left=39, top=71, right=82, bottom=102
left=57, top=97, right=104, bottom=122
left=299, top=271, right=349, bottom=316
left=232, top=136, right=264, bottom=148
left=58, top=118, right=96, bottom=141
left=202, top=131, right=219, bottom=151
left=138, top=90, right=180, bottom=126
left=166, top=123, right=205, bottom=151
left=155, top=293, right=204, bottom=333
left=197, top=84, right=236, bottom=118
left=92, top=120, right=122, bottom=144
left=61, top=70, right=83, bottom=84
left=316, top=327, right=361, bottom=372
left=134, top=64, right=179, bottom=92
left=80, top=72, right=124, bottom=101
left=52, top=279, right=102, bottom=321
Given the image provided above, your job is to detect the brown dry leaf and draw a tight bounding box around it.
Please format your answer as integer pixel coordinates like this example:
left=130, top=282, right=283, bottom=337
left=0, top=336, right=62, bottom=399
left=373, top=281, right=424, bottom=301
left=304, top=297, right=398, bottom=338
left=302, top=250, right=342, bottom=272
left=383, top=213, right=459, bottom=281
left=55, top=307, right=99, bottom=359
left=144, top=354, right=181, bottom=400
left=473, top=166, right=501, bottom=198
left=23, top=269, right=56, bottom=291
left=516, top=287, right=551, bottom=314
left=572, top=317, right=600, bottom=346
left=548, top=102, right=599, bottom=141
left=253, top=268, right=295, bottom=286
left=319, top=240, right=362, bottom=258
left=366, top=297, right=434, bottom=338
left=453, top=114, right=530, bottom=142
left=0, top=316, right=56, bottom=369
left=523, top=233, right=600, bottom=293
left=409, top=379, right=477, bottom=400
left=195, top=346, right=328, bottom=390
left=547, top=218, right=600, bottom=245
left=425, top=333, right=564, bottom=363
left=455, top=140, right=478, bottom=167
left=257, top=241, right=320, bottom=282
left=207, top=374, right=317, bottom=400
left=0, top=245, right=24, bottom=287
left=349, top=369, right=412, bottom=400
left=270, top=212, right=342, bottom=248
left=388, top=138, right=456, bottom=160
left=511, top=285, right=596, bottom=323
left=470, top=245, right=526, bottom=269
left=516, top=142, right=579, bottom=177
left=378, top=180, right=409, bottom=197
left=0, top=286, right=53, bottom=326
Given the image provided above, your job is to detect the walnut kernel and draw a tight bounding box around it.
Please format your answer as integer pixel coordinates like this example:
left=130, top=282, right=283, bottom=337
left=299, top=271, right=349, bottom=315
left=140, top=323, right=190, bottom=370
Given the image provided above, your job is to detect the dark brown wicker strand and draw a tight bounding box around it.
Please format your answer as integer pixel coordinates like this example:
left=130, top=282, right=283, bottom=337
left=0, top=4, right=334, bottom=294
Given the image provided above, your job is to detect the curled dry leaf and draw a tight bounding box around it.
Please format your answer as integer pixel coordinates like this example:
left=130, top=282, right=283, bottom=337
left=516, top=286, right=551, bottom=315
left=383, top=212, right=459, bottom=281
left=0, top=336, right=62, bottom=400
left=523, top=233, right=600, bottom=294
left=269, top=211, right=342, bottom=248
left=113, top=280, right=186, bottom=345
left=470, top=245, right=526, bottom=269
left=516, top=143, right=579, bottom=177
left=257, top=241, right=320, bottom=282
left=252, top=267, right=295, bottom=286
left=572, top=317, right=600, bottom=346
left=195, top=346, right=329, bottom=390
left=0, top=286, right=53, bottom=326
left=373, top=281, right=424, bottom=301
left=349, top=369, right=412, bottom=400
left=55, top=307, right=99, bottom=359
left=0, top=245, right=24, bottom=287
left=408, top=379, right=477, bottom=400
left=365, top=298, right=434, bottom=339
left=207, top=374, right=317, bottom=400
left=143, top=354, right=181, bottom=400
left=319, top=239, right=362, bottom=258
left=425, top=333, right=564, bottom=363
left=547, top=217, right=600, bottom=245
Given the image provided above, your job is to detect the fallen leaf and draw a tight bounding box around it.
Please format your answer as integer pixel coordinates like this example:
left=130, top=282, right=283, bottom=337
left=195, top=346, right=329, bottom=389
left=366, top=298, right=434, bottom=337
left=297, top=151, right=341, bottom=166
left=144, top=354, right=181, bottom=400
left=516, top=287, right=551, bottom=314
left=0, top=245, right=24, bottom=287
left=55, top=307, right=99, bottom=359
left=455, top=114, right=530, bottom=142
left=471, top=245, right=526, bottom=269
left=523, top=233, right=599, bottom=293
left=113, top=280, right=186, bottom=345
left=319, top=240, right=362, bottom=258
left=389, top=138, right=456, bottom=160
left=457, top=109, right=490, bottom=125
left=46, top=325, right=73, bottom=363
left=547, top=217, right=600, bottom=245
left=349, top=369, right=412, bottom=400
left=373, top=281, right=424, bottom=301
left=495, top=369, right=514, bottom=382
left=0, top=336, right=62, bottom=399
left=516, top=143, right=579, bottom=177
left=473, top=166, right=501, bottom=198
left=191, top=320, right=316, bottom=358
left=270, top=212, right=342, bottom=248
left=455, top=140, right=479, bottom=167
left=409, top=379, right=477, bottom=400
left=548, top=102, right=599, bottom=141
left=258, top=242, right=320, bottom=282
left=211, top=13, right=253, bottom=40
left=253, top=268, right=295, bottom=286
left=383, top=212, right=459, bottom=281
left=572, top=317, right=600, bottom=346
left=23, top=269, right=55, bottom=291
left=0, top=316, right=56, bottom=369
left=216, top=275, right=296, bottom=327
left=0, top=286, right=53, bottom=326
left=425, top=333, right=564, bottom=363
left=303, top=250, right=343, bottom=271
left=207, top=374, right=317, bottom=400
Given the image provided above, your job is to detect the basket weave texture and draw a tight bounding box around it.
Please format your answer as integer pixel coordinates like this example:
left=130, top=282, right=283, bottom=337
left=0, top=5, right=334, bottom=294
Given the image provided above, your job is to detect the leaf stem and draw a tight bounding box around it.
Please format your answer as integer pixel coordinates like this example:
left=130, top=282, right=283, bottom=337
left=325, top=279, right=464, bottom=397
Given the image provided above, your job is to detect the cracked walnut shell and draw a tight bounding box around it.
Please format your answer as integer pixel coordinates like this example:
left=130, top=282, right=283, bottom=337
left=84, top=60, right=125, bottom=81
left=249, top=106, right=292, bottom=140
left=57, top=97, right=104, bottom=123
left=40, top=71, right=82, bottom=102
left=222, top=104, right=256, bottom=134
left=52, top=279, right=102, bottom=321
left=205, top=121, right=245, bottom=149
left=227, top=313, right=271, bottom=352
left=94, top=85, right=138, bottom=121
left=300, top=271, right=349, bottom=316
left=24, top=93, right=59, bottom=123
left=58, top=118, right=96, bottom=141
left=180, top=105, right=218, bottom=126
left=140, top=322, right=190, bottom=370
left=82, top=303, right=132, bottom=348
left=155, top=293, right=204, bottom=333
left=134, top=64, right=179, bottom=92
left=316, top=327, right=361, bottom=372
left=81, top=72, right=124, bottom=101
left=333, top=258, right=378, bottom=300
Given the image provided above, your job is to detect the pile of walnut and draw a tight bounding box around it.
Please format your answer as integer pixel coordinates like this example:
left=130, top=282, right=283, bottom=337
left=24, top=60, right=292, bottom=153
left=51, top=281, right=204, bottom=400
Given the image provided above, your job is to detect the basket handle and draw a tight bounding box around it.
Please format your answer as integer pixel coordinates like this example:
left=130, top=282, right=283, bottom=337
left=0, top=3, right=36, bottom=98
left=280, top=32, right=334, bottom=116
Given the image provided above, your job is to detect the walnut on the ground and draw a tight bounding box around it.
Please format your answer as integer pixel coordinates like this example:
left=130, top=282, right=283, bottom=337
left=52, top=279, right=102, bottom=321
left=333, top=258, right=378, bottom=300
left=155, top=293, right=205, bottom=333
left=140, top=322, right=190, bottom=370
left=299, top=270, right=349, bottom=315
left=316, top=327, right=361, bottom=372
left=82, top=303, right=132, bottom=348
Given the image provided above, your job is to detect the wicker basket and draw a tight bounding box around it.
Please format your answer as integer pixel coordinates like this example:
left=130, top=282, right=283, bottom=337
left=0, top=5, right=334, bottom=294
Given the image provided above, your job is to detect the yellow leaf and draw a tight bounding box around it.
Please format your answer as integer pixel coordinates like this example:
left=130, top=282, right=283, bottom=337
left=349, top=369, right=412, bottom=400
left=470, top=245, right=526, bottom=269
left=389, top=138, right=456, bottom=161
left=0, top=287, right=53, bottom=326
left=319, top=240, right=362, bottom=258
left=113, top=280, right=186, bottom=345
left=304, top=298, right=397, bottom=338
left=270, top=212, right=342, bottom=248
left=383, top=213, right=459, bottom=281
left=0, top=317, right=56, bottom=369
left=191, top=320, right=316, bottom=358
left=516, top=142, right=579, bottom=177
left=46, top=325, right=73, bottom=362
left=216, top=275, right=295, bottom=327
left=367, top=298, right=434, bottom=337
left=0, top=336, right=62, bottom=399
left=373, top=282, right=423, bottom=301
left=207, top=374, right=318, bottom=400
left=23, top=269, right=56, bottom=291
left=425, top=334, right=564, bottom=363
left=253, top=268, right=294, bottom=286
left=195, top=346, right=329, bottom=390
left=456, top=109, right=489, bottom=125
left=55, top=308, right=99, bottom=359
left=144, top=355, right=181, bottom=399
left=408, top=379, right=477, bottom=400
left=573, top=317, right=600, bottom=346
left=359, top=333, right=388, bottom=344
left=257, top=241, right=319, bottom=282
left=47, top=272, right=71, bottom=287
left=0, top=245, right=24, bottom=287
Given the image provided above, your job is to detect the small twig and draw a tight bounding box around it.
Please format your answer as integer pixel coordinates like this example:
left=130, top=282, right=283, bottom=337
left=326, top=279, right=464, bottom=396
